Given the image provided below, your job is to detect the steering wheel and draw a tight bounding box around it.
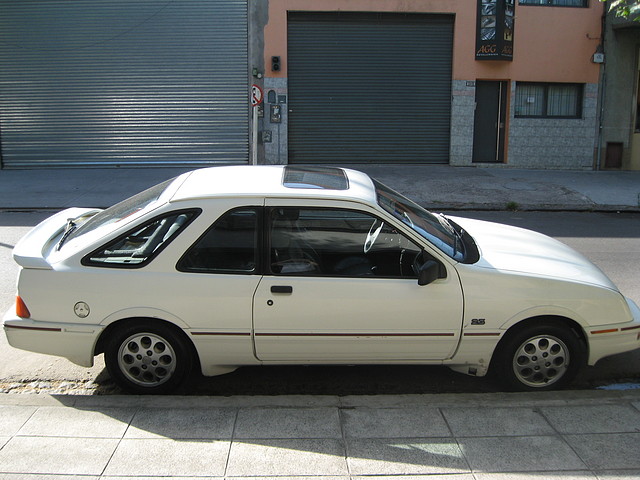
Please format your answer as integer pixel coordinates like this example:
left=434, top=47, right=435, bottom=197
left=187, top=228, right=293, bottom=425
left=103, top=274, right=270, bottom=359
left=412, top=251, right=424, bottom=276
left=364, top=220, right=384, bottom=253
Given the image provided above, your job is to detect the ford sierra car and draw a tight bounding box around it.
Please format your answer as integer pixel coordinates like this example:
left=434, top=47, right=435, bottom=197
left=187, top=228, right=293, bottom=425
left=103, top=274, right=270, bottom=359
left=4, top=166, right=640, bottom=393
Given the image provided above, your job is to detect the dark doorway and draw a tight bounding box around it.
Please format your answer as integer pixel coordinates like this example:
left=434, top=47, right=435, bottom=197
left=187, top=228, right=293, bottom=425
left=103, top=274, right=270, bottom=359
left=604, top=142, right=623, bottom=169
left=473, top=80, right=508, bottom=163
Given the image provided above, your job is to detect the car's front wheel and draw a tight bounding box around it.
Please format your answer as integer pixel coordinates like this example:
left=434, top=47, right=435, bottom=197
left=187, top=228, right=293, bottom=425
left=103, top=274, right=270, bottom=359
left=104, top=321, right=194, bottom=394
left=493, top=322, right=586, bottom=391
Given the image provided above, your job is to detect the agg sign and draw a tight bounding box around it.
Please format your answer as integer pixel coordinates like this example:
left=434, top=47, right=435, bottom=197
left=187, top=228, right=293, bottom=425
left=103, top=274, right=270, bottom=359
left=251, top=84, right=263, bottom=107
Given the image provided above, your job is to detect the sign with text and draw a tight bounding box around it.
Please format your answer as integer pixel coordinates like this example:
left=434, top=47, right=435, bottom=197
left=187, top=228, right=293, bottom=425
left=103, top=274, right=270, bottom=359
left=476, top=0, right=514, bottom=61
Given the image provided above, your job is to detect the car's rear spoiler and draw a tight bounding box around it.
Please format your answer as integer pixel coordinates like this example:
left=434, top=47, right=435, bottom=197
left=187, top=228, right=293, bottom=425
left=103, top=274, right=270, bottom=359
left=13, top=208, right=100, bottom=269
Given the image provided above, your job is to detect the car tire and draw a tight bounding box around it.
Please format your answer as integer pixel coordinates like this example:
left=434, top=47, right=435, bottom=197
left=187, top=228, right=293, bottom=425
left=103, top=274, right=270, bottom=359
left=104, top=320, right=194, bottom=394
left=493, top=322, right=586, bottom=391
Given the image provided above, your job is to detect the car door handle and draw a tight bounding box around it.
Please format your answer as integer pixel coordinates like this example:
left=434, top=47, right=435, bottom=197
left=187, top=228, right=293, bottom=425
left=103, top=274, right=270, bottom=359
left=271, top=285, right=293, bottom=294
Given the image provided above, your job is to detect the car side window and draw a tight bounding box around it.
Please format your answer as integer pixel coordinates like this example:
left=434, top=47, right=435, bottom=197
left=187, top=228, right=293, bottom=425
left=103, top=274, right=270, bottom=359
left=269, top=207, right=422, bottom=278
left=83, top=210, right=199, bottom=268
left=177, top=208, right=259, bottom=274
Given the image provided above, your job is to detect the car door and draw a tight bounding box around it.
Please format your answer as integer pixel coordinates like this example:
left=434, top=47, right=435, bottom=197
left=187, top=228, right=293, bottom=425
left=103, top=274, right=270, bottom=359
left=172, top=206, right=263, bottom=366
left=253, top=204, right=464, bottom=362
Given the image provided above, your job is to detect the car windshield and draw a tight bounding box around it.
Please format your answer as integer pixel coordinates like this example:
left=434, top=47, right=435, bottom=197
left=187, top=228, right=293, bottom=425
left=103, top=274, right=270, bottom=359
left=62, top=178, right=176, bottom=247
left=374, top=179, right=465, bottom=261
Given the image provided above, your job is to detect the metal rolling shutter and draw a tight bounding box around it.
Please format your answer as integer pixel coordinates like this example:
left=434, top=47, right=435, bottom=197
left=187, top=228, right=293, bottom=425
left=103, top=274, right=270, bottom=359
left=287, top=12, right=453, bottom=164
left=0, top=0, right=248, bottom=168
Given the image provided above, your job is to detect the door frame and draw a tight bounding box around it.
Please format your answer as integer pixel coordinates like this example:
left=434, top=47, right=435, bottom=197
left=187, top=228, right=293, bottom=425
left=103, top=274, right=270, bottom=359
left=472, top=80, right=510, bottom=164
left=252, top=199, right=464, bottom=362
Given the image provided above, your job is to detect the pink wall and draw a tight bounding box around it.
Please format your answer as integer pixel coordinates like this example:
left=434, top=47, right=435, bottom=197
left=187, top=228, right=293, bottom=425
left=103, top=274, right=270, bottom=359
left=265, top=0, right=603, bottom=83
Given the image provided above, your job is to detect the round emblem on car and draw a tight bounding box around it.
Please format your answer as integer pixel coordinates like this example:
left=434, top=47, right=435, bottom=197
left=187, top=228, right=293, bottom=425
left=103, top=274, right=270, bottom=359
left=73, top=302, right=90, bottom=318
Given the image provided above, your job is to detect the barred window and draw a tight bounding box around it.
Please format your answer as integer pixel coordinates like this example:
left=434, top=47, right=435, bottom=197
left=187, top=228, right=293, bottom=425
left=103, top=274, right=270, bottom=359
left=514, top=83, right=583, bottom=118
left=519, top=0, right=587, bottom=6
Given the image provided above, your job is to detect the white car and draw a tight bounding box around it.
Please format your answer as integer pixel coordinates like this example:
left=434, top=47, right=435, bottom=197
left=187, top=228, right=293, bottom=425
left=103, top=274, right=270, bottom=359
left=4, top=166, right=640, bottom=393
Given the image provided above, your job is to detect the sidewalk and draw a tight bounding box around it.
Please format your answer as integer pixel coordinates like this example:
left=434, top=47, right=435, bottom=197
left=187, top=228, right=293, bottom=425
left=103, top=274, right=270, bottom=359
left=0, top=164, right=639, bottom=211
left=0, top=390, right=640, bottom=478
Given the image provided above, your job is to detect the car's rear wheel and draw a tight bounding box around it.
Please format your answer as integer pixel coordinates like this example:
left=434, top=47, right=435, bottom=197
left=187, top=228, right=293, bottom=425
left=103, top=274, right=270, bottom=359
left=493, top=322, right=585, bottom=391
left=104, top=321, right=193, bottom=394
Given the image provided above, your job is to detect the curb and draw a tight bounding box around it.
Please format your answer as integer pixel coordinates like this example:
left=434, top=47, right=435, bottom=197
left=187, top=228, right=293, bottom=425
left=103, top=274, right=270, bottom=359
left=2, top=389, right=640, bottom=409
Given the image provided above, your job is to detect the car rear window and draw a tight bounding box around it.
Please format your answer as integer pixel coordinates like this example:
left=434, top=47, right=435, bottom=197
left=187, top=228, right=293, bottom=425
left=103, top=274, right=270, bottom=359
left=83, top=209, right=199, bottom=268
left=64, top=178, right=176, bottom=246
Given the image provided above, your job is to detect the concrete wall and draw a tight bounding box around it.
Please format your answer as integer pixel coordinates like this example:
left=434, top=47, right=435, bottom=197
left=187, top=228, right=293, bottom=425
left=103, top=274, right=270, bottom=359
left=264, top=0, right=603, bottom=83
left=601, top=17, right=640, bottom=170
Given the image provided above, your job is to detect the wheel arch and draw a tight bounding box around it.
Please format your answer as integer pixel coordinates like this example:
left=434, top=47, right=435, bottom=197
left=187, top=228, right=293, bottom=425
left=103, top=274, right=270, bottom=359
left=489, top=314, right=589, bottom=383
left=94, top=316, right=200, bottom=371
left=497, top=315, right=587, bottom=355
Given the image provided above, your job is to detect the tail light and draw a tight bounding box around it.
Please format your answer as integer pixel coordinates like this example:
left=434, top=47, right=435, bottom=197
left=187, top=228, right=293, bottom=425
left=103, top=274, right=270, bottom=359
left=16, top=296, right=31, bottom=319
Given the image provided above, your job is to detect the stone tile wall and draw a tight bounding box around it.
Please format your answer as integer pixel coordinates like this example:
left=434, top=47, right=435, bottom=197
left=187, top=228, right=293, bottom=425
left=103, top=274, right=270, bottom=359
left=450, top=80, right=599, bottom=169
left=507, top=82, right=598, bottom=170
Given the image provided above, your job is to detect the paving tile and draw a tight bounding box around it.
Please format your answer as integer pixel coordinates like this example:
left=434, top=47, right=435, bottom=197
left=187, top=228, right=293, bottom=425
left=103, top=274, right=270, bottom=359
left=102, top=477, right=222, bottom=480
left=346, top=438, right=469, bottom=475
left=0, top=395, right=78, bottom=408
left=0, top=406, right=37, bottom=436
left=352, top=476, right=474, bottom=480
left=596, top=470, right=640, bottom=480
left=442, top=407, right=555, bottom=437
left=0, top=436, right=119, bottom=475
left=0, top=476, right=100, bottom=480
left=565, top=433, right=640, bottom=470
left=230, top=478, right=348, bottom=480
left=103, top=438, right=230, bottom=477
left=0, top=476, right=99, bottom=480
left=342, top=407, right=451, bottom=438
left=17, top=406, right=134, bottom=438
left=226, top=439, right=348, bottom=476
left=542, top=404, right=640, bottom=434
left=474, top=473, right=596, bottom=480
left=125, top=407, right=236, bottom=439
left=459, top=435, right=586, bottom=472
left=234, top=407, right=341, bottom=438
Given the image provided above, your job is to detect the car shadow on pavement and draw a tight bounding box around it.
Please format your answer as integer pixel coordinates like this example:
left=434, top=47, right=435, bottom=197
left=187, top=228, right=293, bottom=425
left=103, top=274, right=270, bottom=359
left=91, top=364, right=498, bottom=396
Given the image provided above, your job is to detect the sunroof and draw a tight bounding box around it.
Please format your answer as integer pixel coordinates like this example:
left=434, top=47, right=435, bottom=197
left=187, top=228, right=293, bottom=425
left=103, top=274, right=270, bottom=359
left=282, top=166, right=349, bottom=190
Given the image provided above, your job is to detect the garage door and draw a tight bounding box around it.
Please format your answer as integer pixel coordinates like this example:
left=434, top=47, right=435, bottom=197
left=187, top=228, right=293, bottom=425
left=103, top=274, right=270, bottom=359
left=0, top=0, right=248, bottom=168
left=287, top=12, right=453, bottom=164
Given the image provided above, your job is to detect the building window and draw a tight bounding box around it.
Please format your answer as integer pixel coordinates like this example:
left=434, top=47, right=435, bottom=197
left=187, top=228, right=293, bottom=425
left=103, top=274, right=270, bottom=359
left=519, top=0, right=587, bottom=6
left=514, top=83, right=583, bottom=118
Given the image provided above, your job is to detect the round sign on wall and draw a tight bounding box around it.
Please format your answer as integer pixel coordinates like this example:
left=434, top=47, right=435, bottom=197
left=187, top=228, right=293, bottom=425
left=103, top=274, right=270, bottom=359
left=251, top=84, right=263, bottom=106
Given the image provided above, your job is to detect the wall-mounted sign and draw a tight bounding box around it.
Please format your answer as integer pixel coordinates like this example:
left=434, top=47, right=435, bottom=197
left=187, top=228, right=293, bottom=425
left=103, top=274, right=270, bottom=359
left=251, top=84, right=263, bottom=106
left=476, top=0, right=514, bottom=61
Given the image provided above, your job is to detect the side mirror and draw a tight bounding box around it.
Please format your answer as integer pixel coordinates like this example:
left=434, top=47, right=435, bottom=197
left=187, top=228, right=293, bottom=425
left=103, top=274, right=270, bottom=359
left=418, top=260, right=442, bottom=286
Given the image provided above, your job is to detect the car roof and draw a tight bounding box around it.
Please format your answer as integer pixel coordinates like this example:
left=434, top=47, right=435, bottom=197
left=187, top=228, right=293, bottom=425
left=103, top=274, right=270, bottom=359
left=169, top=165, right=378, bottom=204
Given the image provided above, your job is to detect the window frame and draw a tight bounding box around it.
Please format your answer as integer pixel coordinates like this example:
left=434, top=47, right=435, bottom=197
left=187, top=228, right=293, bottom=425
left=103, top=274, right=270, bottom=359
left=266, top=206, right=429, bottom=279
left=514, top=82, right=584, bottom=119
left=518, top=0, right=588, bottom=8
left=176, top=207, right=262, bottom=275
left=82, top=208, right=201, bottom=269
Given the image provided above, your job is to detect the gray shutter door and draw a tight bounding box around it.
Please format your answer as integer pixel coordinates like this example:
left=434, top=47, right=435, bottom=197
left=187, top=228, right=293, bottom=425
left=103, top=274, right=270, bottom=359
left=287, top=12, right=453, bottom=164
left=0, top=0, right=248, bottom=168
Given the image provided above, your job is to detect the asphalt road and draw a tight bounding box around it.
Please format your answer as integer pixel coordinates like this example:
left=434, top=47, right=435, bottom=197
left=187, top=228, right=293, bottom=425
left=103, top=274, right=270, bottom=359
left=0, top=210, right=638, bottom=395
